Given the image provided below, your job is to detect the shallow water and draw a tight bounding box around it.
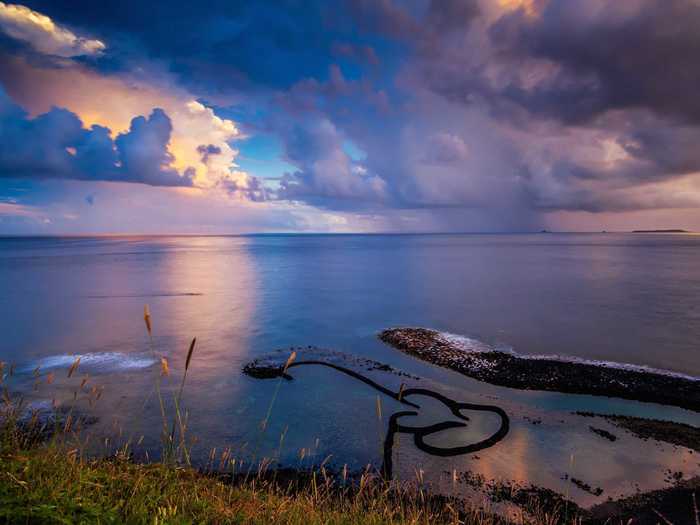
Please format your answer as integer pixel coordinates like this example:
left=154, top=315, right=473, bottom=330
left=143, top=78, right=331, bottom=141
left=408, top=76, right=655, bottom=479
left=1, top=233, right=699, bottom=507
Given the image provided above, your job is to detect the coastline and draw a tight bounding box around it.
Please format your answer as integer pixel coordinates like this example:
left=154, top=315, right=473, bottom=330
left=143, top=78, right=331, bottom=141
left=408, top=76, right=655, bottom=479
left=4, top=337, right=698, bottom=524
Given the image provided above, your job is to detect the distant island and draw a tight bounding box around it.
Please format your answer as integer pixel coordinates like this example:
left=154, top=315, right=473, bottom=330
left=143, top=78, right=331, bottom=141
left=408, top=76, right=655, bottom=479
left=632, top=229, right=689, bottom=233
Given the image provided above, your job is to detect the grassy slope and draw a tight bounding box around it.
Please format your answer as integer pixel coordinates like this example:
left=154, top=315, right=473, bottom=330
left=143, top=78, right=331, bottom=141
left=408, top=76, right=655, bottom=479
left=0, top=444, right=495, bottom=525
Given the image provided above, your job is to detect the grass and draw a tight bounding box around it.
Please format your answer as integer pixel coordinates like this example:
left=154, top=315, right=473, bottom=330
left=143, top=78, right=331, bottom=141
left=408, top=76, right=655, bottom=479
left=0, top=411, right=534, bottom=525
left=0, top=445, right=485, bottom=525
left=0, top=392, right=522, bottom=524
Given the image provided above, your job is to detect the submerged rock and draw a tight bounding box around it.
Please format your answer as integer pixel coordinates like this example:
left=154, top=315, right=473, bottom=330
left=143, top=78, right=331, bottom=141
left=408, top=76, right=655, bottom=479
left=577, top=411, right=700, bottom=452
left=243, top=346, right=419, bottom=381
left=588, top=426, right=617, bottom=442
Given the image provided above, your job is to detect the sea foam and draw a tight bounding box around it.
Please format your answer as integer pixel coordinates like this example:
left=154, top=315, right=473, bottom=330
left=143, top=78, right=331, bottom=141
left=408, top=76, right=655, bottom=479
left=25, top=352, right=157, bottom=374
left=439, top=332, right=700, bottom=382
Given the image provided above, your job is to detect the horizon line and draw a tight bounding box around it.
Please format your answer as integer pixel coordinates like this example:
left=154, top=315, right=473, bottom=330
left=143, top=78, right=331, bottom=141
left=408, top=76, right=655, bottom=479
left=0, top=230, right=695, bottom=238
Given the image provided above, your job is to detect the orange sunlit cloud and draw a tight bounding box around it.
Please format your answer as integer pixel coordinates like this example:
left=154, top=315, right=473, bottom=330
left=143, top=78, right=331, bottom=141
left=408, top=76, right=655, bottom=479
left=0, top=2, right=105, bottom=56
left=498, top=0, right=538, bottom=16
left=0, top=54, right=251, bottom=193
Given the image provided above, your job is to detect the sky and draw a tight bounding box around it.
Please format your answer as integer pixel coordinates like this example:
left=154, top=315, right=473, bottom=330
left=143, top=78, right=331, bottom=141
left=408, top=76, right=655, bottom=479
left=1, top=0, right=700, bottom=234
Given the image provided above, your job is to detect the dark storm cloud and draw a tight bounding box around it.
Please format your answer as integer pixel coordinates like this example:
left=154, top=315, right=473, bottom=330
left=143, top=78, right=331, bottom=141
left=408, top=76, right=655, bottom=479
left=422, top=0, right=480, bottom=35
left=403, top=0, right=700, bottom=125
left=0, top=89, right=193, bottom=187
left=370, top=0, right=700, bottom=215
left=344, top=0, right=481, bottom=49
left=17, top=0, right=367, bottom=93
left=503, top=107, right=700, bottom=214
left=487, top=0, right=700, bottom=124
left=343, top=0, right=418, bottom=38
left=618, top=118, right=700, bottom=177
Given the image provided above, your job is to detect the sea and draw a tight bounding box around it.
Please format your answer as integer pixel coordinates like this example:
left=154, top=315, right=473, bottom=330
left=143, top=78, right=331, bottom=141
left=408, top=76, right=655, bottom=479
left=1, top=233, right=698, bottom=507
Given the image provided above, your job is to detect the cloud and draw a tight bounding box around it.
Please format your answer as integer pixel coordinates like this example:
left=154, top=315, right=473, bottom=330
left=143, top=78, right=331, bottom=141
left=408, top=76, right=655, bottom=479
left=2, top=0, right=700, bottom=232
left=0, top=179, right=397, bottom=235
left=268, top=0, right=700, bottom=220
left=197, top=144, right=222, bottom=164
left=353, top=0, right=700, bottom=217
left=0, top=199, right=43, bottom=218
left=14, top=0, right=357, bottom=93
left=0, top=2, right=105, bottom=57
left=177, top=100, right=255, bottom=196
left=617, top=114, right=700, bottom=177
left=0, top=88, right=193, bottom=186
left=0, top=53, right=265, bottom=200
left=483, top=0, right=700, bottom=124
left=276, top=118, right=387, bottom=206
left=114, top=108, right=194, bottom=187
left=343, top=0, right=419, bottom=39
left=423, top=133, right=469, bottom=165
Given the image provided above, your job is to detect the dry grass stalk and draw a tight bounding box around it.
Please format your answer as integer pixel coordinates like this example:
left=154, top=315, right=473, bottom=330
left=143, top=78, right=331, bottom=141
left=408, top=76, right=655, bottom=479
left=258, top=350, right=297, bottom=454
left=171, top=337, right=197, bottom=465
left=141, top=305, right=169, bottom=460
left=652, top=508, right=674, bottom=525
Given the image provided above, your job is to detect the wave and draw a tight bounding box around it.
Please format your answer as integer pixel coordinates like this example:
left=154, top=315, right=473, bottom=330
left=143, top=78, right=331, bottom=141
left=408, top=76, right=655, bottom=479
left=25, top=352, right=157, bottom=374
left=439, top=332, right=700, bottom=382
left=85, top=292, right=203, bottom=298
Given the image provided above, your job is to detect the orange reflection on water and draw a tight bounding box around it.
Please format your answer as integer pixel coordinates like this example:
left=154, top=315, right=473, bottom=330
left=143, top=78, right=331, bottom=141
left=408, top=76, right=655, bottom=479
left=395, top=398, right=698, bottom=509
left=155, top=236, right=258, bottom=377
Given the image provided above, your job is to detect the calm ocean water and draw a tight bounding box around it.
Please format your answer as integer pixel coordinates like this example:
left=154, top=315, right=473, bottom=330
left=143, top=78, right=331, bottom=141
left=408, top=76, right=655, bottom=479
left=1, top=233, right=698, bottom=502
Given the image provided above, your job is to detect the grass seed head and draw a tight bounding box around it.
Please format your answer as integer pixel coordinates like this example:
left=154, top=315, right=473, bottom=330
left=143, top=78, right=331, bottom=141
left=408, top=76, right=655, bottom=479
left=68, top=357, right=81, bottom=378
left=144, top=305, right=152, bottom=336
left=283, top=351, right=297, bottom=373
left=185, top=338, right=196, bottom=371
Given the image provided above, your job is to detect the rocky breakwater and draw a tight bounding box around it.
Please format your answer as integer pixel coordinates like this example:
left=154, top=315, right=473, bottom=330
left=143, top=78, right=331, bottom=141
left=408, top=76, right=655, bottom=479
left=379, top=328, right=700, bottom=412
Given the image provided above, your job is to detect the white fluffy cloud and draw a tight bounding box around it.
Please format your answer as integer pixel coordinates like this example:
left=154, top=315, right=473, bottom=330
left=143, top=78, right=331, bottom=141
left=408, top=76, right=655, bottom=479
left=0, top=2, right=105, bottom=57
